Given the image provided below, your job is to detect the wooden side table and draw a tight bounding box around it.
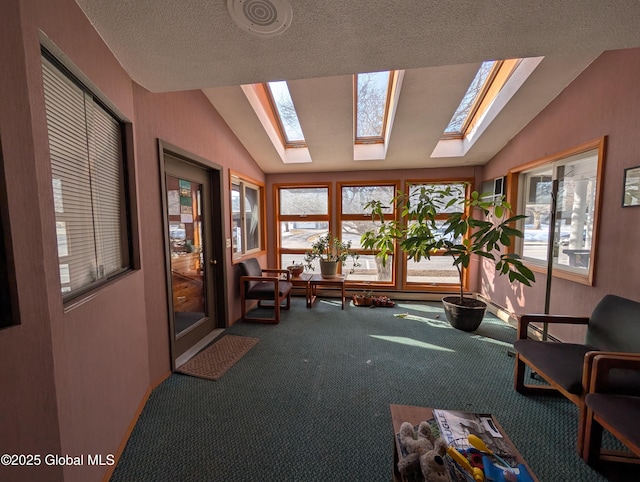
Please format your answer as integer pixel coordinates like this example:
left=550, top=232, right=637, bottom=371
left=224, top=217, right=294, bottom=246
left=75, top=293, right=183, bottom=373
left=309, top=274, right=347, bottom=309
left=289, top=272, right=313, bottom=308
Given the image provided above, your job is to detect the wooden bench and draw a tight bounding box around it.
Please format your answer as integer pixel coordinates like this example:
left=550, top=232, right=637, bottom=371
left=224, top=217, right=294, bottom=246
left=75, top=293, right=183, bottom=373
left=513, top=294, right=640, bottom=455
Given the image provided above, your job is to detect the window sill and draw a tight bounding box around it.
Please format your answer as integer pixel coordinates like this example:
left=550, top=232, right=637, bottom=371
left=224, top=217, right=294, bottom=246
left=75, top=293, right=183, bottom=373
left=525, top=261, right=593, bottom=286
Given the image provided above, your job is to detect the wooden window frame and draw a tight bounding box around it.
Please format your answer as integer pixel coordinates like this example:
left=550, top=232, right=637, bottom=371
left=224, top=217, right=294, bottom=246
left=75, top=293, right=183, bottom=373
left=338, top=181, right=399, bottom=287
left=263, top=82, right=307, bottom=148
left=507, top=137, right=606, bottom=286
left=401, top=179, right=474, bottom=291
left=230, top=170, right=266, bottom=263
left=274, top=183, right=332, bottom=269
left=354, top=71, right=397, bottom=145
left=442, top=59, right=520, bottom=140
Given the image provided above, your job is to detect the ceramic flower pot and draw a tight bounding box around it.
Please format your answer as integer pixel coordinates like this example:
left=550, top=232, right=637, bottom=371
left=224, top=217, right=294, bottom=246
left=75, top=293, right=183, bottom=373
left=442, top=296, right=487, bottom=332
left=319, top=259, right=339, bottom=278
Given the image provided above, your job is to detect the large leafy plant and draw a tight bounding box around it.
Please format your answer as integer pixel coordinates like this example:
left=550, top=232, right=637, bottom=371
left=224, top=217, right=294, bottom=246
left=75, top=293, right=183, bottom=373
left=361, top=183, right=535, bottom=304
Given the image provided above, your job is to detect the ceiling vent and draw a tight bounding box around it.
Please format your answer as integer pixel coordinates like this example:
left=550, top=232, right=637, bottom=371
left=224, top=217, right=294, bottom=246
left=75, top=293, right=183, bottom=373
left=227, top=0, right=293, bottom=38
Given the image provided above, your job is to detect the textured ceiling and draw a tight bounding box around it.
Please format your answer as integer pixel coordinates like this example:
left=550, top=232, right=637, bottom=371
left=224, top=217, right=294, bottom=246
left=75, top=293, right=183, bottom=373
left=75, top=0, right=640, bottom=173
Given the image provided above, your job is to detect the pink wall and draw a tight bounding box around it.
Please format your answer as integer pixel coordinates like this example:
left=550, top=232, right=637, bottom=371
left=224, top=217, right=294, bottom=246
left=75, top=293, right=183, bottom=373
left=132, top=85, right=265, bottom=380
left=2, top=1, right=639, bottom=481
left=0, top=1, right=264, bottom=481
left=482, top=48, right=640, bottom=341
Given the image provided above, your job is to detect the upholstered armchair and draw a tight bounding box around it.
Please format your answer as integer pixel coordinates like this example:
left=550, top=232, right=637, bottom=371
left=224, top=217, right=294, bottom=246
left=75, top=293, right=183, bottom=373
left=581, top=354, right=640, bottom=465
left=513, top=294, right=640, bottom=455
left=239, top=258, right=293, bottom=324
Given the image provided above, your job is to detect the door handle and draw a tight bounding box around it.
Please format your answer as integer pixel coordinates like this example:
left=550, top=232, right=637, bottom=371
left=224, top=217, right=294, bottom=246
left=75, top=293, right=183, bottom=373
left=210, top=259, right=217, bottom=265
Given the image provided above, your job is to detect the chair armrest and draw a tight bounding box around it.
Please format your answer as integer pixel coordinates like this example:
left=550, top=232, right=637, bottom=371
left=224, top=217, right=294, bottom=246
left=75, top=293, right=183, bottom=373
left=587, top=353, right=640, bottom=393
left=516, top=314, right=590, bottom=340
left=240, top=275, right=280, bottom=284
left=261, top=269, right=291, bottom=281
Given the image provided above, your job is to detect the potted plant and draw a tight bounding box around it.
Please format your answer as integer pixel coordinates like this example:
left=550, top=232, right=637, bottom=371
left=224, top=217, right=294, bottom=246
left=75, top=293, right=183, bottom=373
left=286, top=261, right=305, bottom=277
left=361, top=183, right=535, bottom=331
left=304, top=233, right=360, bottom=277
left=353, top=289, right=374, bottom=306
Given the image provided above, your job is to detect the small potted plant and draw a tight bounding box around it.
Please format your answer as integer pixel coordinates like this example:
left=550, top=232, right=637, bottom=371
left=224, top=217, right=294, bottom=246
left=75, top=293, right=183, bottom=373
left=304, top=233, right=360, bottom=277
left=361, top=183, right=535, bottom=331
left=286, top=261, right=305, bottom=277
left=353, top=289, right=374, bottom=306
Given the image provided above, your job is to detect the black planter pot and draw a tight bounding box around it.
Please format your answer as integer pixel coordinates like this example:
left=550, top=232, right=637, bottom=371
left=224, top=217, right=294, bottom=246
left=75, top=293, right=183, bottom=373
left=442, top=296, right=487, bottom=332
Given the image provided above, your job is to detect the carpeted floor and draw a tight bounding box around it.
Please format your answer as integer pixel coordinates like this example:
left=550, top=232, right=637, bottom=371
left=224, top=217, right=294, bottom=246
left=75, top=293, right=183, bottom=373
left=110, top=297, right=637, bottom=481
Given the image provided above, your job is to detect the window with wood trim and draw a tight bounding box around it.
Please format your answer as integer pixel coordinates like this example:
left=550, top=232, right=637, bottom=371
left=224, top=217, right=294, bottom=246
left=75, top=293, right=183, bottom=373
left=339, top=182, right=397, bottom=283
left=276, top=185, right=330, bottom=269
left=231, top=173, right=265, bottom=260
left=402, top=181, right=469, bottom=289
left=265, top=81, right=306, bottom=147
left=512, top=139, right=605, bottom=285
left=442, top=59, right=520, bottom=140
left=355, top=71, right=396, bottom=143
left=41, top=50, right=133, bottom=299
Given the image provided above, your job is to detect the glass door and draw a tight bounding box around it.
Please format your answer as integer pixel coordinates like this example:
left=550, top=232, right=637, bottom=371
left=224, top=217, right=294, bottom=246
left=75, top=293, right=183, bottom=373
left=164, top=154, right=218, bottom=362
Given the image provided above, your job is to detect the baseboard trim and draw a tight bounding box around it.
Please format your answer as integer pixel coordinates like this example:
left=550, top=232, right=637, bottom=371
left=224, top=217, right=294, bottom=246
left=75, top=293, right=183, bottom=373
left=475, top=293, right=561, bottom=342
left=102, top=371, right=171, bottom=482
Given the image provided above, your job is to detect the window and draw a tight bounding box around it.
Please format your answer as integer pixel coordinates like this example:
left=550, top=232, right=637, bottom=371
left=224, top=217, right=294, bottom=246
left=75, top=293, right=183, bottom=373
left=355, top=71, right=395, bottom=143
left=340, top=183, right=397, bottom=282
left=41, top=52, right=132, bottom=299
left=231, top=173, right=265, bottom=260
left=276, top=185, right=330, bottom=269
left=265, top=81, right=306, bottom=147
left=403, top=182, right=468, bottom=288
left=513, top=139, right=605, bottom=284
left=442, top=59, right=521, bottom=139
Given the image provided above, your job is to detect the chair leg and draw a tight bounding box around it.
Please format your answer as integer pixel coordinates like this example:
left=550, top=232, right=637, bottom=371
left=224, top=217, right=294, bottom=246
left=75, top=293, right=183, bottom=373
left=577, top=403, right=587, bottom=456
left=274, top=298, right=281, bottom=323
left=240, top=286, right=247, bottom=321
left=514, top=354, right=527, bottom=393
left=582, top=407, right=603, bottom=464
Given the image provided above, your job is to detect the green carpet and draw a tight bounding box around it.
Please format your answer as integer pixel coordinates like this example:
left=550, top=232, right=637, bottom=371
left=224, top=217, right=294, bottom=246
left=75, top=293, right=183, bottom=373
left=110, top=298, right=636, bottom=481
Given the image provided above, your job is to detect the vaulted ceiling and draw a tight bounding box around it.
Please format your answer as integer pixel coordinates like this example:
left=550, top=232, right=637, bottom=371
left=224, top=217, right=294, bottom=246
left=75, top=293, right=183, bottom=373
left=75, top=0, right=640, bottom=173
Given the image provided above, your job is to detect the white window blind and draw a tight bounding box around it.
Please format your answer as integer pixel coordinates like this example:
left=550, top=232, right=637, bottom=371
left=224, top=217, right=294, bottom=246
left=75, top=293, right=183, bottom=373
left=42, top=55, right=128, bottom=297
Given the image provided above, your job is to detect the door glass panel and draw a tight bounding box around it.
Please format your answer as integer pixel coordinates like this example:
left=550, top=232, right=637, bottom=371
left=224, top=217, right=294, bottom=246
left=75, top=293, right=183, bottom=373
left=166, top=175, right=206, bottom=336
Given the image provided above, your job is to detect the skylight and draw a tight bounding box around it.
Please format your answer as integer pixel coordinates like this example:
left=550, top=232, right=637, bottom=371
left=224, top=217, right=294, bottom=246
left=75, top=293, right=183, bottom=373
left=266, top=81, right=306, bottom=146
left=355, top=71, right=394, bottom=142
left=432, top=56, right=542, bottom=158
left=443, top=60, right=501, bottom=138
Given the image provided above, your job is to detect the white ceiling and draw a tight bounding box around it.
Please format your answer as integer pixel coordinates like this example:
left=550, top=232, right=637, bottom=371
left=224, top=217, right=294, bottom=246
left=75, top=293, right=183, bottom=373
left=75, top=0, right=640, bottom=173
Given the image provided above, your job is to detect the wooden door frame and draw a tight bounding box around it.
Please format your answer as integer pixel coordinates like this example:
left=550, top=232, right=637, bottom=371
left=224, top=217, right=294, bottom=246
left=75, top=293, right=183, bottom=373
left=158, top=140, right=228, bottom=369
